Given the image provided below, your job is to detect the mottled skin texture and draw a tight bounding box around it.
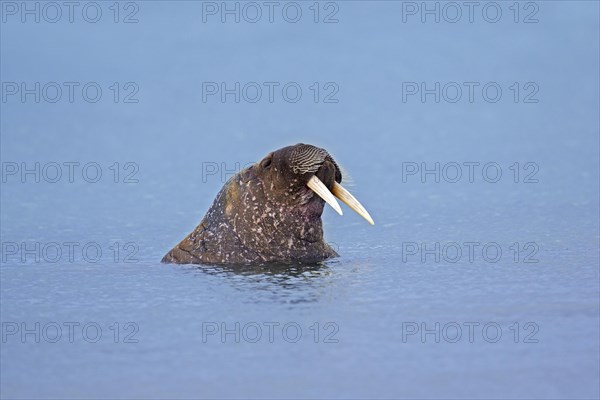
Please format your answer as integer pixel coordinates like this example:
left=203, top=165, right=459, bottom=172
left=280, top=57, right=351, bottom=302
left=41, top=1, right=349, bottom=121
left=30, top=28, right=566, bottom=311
left=162, top=144, right=341, bottom=265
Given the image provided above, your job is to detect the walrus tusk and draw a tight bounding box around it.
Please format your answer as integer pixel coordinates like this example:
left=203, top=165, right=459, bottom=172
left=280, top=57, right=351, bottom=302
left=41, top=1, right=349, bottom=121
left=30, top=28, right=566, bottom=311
left=307, top=175, right=343, bottom=216
left=332, top=181, right=375, bottom=225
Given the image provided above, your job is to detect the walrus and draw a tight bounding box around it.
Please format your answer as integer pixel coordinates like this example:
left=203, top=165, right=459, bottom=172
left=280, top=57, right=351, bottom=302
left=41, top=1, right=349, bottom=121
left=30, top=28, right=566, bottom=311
left=162, top=143, right=374, bottom=265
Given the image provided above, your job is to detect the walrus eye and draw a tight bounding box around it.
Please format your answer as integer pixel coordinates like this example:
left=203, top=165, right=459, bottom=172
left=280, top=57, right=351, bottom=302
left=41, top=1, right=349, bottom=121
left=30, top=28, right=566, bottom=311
left=260, top=154, right=272, bottom=169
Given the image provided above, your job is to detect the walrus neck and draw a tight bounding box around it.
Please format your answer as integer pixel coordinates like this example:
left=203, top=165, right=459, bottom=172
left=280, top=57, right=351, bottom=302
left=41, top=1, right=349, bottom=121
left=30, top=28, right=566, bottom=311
left=224, top=175, right=333, bottom=261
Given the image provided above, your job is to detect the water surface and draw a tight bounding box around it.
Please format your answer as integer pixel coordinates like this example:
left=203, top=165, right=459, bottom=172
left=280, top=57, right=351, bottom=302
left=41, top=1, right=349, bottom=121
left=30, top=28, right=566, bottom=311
left=1, top=1, right=599, bottom=398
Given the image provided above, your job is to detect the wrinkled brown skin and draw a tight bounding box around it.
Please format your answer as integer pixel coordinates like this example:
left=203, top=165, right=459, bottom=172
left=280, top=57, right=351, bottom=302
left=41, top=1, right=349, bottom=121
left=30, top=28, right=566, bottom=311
left=162, top=144, right=341, bottom=265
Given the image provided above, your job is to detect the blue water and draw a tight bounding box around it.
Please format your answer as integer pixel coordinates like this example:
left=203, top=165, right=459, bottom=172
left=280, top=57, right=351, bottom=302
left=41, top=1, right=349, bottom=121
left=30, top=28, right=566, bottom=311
left=1, top=1, right=599, bottom=398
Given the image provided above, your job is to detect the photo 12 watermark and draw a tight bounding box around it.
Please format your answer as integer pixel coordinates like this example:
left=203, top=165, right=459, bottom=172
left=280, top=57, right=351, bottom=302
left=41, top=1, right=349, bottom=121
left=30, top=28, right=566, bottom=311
left=401, top=82, right=540, bottom=104
left=201, top=1, right=339, bottom=24
left=400, top=2, right=540, bottom=24
left=1, top=241, right=140, bottom=264
left=201, top=82, right=339, bottom=104
left=2, top=321, right=139, bottom=343
left=401, top=162, right=539, bottom=183
left=1, top=2, right=140, bottom=23
left=401, top=321, right=539, bottom=343
left=202, top=321, right=339, bottom=343
left=1, top=82, right=140, bottom=103
left=200, top=161, right=254, bottom=183
left=1, top=162, right=139, bottom=184
left=401, top=242, right=540, bottom=264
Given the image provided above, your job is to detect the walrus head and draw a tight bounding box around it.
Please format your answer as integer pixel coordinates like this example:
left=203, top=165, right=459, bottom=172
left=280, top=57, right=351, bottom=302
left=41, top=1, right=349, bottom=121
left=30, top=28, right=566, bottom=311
left=162, top=143, right=374, bottom=265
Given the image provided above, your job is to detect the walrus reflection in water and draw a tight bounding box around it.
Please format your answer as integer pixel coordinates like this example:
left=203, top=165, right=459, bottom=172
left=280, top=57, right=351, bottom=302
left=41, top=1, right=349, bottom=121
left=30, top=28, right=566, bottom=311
left=162, top=143, right=374, bottom=265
